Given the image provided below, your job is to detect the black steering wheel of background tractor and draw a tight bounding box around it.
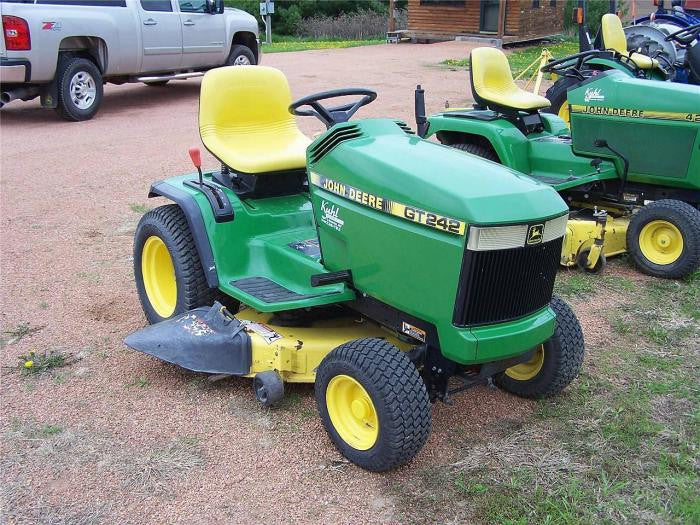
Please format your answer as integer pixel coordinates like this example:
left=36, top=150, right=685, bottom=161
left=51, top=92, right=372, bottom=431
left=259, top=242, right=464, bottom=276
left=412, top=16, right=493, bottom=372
left=289, top=88, right=377, bottom=129
left=541, top=49, right=647, bottom=80
left=541, top=50, right=606, bottom=80
left=665, top=23, right=700, bottom=45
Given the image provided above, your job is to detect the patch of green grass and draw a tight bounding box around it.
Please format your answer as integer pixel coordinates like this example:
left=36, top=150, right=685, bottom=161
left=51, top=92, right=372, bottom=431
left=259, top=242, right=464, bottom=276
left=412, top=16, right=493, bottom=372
left=391, top=268, right=699, bottom=525
left=442, top=37, right=579, bottom=76
left=18, top=350, right=70, bottom=376
left=1, top=322, right=44, bottom=347
left=76, top=271, right=101, bottom=284
left=129, top=203, right=149, bottom=214
left=554, top=272, right=596, bottom=297
left=127, top=376, right=149, bottom=388
left=262, top=36, right=383, bottom=54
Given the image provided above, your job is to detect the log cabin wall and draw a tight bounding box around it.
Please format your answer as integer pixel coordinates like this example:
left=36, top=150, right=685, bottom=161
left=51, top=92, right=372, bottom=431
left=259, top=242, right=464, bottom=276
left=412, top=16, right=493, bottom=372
left=516, top=0, right=566, bottom=39
left=407, top=0, right=565, bottom=40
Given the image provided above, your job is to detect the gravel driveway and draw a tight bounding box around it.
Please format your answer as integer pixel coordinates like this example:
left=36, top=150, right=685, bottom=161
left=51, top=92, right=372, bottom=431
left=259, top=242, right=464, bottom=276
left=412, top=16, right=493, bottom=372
left=1, top=42, right=549, bottom=524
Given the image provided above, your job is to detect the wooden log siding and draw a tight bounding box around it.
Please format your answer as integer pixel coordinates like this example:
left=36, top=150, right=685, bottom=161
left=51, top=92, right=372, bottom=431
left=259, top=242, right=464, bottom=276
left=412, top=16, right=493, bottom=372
left=407, top=0, right=565, bottom=38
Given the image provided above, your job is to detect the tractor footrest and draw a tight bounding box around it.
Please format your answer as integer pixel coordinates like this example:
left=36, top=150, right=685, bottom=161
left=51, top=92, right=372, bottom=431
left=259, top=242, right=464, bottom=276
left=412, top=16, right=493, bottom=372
left=231, top=277, right=329, bottom=304
left=532, top=175, right=579, bottom=185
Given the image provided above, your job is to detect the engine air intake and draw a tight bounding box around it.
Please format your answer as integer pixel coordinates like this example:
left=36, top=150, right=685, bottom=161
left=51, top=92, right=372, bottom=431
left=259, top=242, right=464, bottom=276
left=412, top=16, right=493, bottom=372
left=308, top=124, right=363, bottom=164
left=453, top=237, right=562, bottom=326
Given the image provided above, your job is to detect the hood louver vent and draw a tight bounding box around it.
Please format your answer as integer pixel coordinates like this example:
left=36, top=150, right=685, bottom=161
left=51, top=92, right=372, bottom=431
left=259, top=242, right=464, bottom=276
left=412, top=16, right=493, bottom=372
left=395, top=120, right=415, bottom=135
left=308, top=124, right=363, bottom=164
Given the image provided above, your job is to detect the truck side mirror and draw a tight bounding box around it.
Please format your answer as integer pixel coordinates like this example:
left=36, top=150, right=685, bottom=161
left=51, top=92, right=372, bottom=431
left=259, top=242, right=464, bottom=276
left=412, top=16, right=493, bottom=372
left=209, top=0, right=224, bottom=14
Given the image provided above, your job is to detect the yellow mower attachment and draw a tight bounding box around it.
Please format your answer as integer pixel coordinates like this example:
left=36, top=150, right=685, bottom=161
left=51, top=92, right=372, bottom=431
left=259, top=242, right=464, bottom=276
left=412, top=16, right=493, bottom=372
left=238, top=308, right=408, bottom=383
left=561, top=209, right=630, bottom=272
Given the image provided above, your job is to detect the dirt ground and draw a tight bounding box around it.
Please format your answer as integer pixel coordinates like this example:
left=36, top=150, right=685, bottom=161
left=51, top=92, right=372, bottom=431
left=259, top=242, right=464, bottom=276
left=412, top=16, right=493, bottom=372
left=0, top=41, right=635, bottom=524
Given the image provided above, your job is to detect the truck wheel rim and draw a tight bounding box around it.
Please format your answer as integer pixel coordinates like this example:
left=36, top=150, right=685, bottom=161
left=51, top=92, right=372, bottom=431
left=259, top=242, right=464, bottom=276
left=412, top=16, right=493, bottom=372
left=505, top=345, right=544, bottom=381
left=558, top=104, right=570, bottom=126
left=326, top=375, right=378, bottom=450
left=233, top=55, right=251, bottom=66
left=639, top=220, right=683, bottom=265
left=70, top=71, right=97, bottom=110
left=142, top=236, right=177, bottom=318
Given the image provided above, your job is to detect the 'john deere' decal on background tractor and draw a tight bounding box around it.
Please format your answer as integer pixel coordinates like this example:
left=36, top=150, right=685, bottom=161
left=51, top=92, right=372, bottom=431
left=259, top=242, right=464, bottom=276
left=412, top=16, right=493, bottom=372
left=310, top=172, right=466, bottom=236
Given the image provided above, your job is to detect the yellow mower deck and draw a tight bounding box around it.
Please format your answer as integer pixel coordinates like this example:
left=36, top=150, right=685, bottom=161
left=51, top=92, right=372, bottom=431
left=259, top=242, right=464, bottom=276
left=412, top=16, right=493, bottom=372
left=238, top=309, right=409, bottom=383
left=561, top=214, right=630, bottom=269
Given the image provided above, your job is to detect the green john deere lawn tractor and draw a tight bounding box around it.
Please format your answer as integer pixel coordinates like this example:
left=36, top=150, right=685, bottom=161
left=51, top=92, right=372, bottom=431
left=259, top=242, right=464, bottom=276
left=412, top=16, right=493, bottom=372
left=125, top=65, right=585, bottom=472
left=423, top=47, right=700, bottom=279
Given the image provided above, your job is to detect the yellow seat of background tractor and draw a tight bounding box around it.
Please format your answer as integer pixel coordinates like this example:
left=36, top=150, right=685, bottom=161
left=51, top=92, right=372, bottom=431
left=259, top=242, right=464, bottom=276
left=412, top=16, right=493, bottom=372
left=470, top=47, right=551, bottom=111
left=199, top=66, right=311, bottom=174
left=601, top=14, right=659, bottom=70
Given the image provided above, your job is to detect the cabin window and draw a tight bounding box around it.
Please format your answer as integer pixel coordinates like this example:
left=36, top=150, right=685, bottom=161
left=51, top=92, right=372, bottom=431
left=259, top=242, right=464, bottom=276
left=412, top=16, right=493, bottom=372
left=532, top=0, right=540, bottom=7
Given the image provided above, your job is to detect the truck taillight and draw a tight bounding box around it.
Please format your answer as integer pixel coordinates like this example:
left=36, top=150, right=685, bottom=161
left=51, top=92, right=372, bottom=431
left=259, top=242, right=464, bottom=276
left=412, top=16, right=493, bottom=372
left=2, top=16, right=31, bottom=51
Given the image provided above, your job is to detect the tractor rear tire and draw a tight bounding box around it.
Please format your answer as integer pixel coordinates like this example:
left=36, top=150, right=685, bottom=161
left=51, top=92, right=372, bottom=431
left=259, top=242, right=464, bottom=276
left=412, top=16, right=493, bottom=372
left=626, top=199, right=700, bottom=279
left=315, top=338, right=431, bottom=472
left=134, top=204, right=239, bottom=324
left=494, top=295, right=584, bottom=399
left=544, top=75, right=583, bottom=126
left=451, top=142, right=499, bottom=162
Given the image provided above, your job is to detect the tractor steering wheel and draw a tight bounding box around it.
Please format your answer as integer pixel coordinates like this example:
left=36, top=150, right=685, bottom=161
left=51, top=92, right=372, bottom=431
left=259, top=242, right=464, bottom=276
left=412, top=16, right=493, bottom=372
left=665, top=22, right=700, bottom=45
left=289, top=88, right=377, bottom=129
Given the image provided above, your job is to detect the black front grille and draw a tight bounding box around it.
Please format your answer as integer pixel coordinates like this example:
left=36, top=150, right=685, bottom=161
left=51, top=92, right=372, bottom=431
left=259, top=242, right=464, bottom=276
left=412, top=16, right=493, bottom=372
left=453, top=238, right=562, bottom=326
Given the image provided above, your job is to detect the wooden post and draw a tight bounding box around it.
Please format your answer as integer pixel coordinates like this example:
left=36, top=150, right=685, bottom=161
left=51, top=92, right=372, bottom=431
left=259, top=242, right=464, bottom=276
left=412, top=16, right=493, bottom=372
left=388, top=0, right=396, bottom=32
left=497, top=0, right=506, bottom=38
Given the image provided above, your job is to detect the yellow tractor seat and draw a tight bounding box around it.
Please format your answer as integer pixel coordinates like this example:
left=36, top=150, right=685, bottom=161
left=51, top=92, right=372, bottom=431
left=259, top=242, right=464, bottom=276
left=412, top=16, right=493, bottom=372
left=470, top=47, right=551, bottom=112
left=601, top=13, right=659, bottom=70
left=199, top=66, right=311, bottom=175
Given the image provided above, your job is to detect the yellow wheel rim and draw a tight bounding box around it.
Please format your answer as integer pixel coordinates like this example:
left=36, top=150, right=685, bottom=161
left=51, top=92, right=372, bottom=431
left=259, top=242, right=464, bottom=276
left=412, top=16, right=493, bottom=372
left=558, top=103, right=570, bottom=126
left=141, top=236, right=177, bottom=318
left=326, top=375, right=378, bottom=450
left=505, top=345, right=544, bottom=381
left=639, top=220, right=684, bottom=265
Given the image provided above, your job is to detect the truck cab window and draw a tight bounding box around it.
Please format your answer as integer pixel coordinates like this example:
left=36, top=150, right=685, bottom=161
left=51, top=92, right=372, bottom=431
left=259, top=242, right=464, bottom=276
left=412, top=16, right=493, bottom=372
left=179, top=0, right=208, bottom=13
left=141, top=0, right=172, bottom=11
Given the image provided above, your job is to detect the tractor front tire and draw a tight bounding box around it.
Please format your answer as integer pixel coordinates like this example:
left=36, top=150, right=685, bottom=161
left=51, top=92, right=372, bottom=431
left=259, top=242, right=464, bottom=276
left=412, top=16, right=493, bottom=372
left=494, top=295, right=584, bottom=399
left=627, top=199, right=700, bottom=279
left=451, top=142, right=500, bottom=162
left=315, top=338, right=431, bottom=472
left=134, top=204, right=238, bottom=324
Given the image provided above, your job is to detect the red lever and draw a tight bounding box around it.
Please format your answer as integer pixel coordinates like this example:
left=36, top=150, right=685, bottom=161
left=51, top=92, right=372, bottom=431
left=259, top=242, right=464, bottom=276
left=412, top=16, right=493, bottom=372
left=188, top=147, right=202, bottom=168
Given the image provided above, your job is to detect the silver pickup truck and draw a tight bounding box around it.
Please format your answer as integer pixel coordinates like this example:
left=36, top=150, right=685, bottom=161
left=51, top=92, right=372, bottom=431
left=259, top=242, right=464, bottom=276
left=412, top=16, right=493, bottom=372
left=0, top=0, right=259, bottom=120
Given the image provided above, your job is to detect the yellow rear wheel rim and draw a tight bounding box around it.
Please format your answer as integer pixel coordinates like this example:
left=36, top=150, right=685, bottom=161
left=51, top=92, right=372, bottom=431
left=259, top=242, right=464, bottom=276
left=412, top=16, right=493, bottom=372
left=639, top=220, right=684, bottom=265
left=558, top=103, right=570, bottom=126
left=326, top=375, right=378, bottom=450
left=505, top=345, right=545, bottom=381
left=142, top=236, right=177, bottom=318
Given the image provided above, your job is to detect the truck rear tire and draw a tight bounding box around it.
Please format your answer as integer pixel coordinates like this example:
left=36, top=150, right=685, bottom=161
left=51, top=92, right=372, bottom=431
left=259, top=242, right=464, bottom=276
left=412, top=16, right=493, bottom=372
left=226, top=45, right=256, bottom=66
left=626, top=199, right=700, bottom=279
left=494, top=295, right=584, bottom=399
left=315, top=338, right=431, bottom=471
left=55, top=57, right=103, bottom=122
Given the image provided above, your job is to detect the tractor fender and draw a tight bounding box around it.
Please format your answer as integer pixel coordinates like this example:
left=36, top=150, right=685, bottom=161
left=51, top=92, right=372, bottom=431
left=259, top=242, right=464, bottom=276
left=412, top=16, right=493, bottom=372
left=148, top=181, right=219, bottom=288
left=425, top=114, right=532, bottom=173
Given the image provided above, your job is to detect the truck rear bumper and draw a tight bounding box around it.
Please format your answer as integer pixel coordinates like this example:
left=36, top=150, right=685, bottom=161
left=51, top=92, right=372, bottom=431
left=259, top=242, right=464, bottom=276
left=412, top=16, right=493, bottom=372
left=0, top=59, right=31, bottom=83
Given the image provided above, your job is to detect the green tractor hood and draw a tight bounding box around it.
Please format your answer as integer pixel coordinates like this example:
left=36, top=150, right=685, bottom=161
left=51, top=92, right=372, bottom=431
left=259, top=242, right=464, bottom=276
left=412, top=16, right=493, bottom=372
left=308, top=119, right=567, bottom=226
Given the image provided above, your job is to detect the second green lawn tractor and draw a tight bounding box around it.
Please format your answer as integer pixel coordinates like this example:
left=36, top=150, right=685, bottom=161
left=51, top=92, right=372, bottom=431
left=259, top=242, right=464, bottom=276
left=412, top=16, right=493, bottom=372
left=423, top=47, right=700, bottom=279
left=125, top=65, right=585, bottom=472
